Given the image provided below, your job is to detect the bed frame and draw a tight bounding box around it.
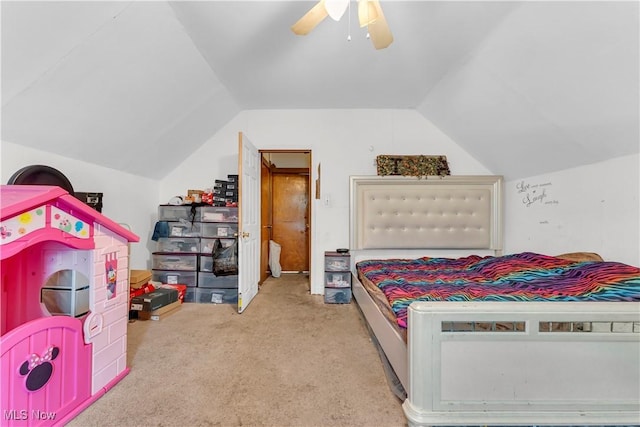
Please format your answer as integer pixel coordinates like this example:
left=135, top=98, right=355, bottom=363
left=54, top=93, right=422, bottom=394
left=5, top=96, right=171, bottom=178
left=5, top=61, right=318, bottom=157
left=349, top=175, right=640, bottom=426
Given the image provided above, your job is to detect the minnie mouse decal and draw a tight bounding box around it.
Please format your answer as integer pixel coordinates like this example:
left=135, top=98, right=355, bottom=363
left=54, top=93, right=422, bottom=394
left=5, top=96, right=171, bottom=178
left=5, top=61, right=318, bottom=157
left=19, top=346, right=60, bottom=391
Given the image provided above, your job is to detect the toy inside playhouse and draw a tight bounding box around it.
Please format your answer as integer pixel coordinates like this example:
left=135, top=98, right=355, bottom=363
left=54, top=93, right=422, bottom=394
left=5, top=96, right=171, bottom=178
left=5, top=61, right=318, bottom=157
left=1, top=184, right=138, bottom=426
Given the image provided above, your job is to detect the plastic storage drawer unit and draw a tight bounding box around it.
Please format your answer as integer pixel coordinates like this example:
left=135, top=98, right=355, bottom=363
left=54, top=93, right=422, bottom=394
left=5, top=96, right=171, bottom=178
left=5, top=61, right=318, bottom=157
left=324, top=251, right=351, bottom=304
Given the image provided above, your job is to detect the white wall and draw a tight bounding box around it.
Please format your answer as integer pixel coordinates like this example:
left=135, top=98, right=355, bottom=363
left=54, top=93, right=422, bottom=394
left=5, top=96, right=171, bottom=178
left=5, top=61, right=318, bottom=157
left=504, top=154, right=640, bottom=267
left=1, top=141, right=159, bottom=269
left=7, top=114, right=635, bottom=293
left=160, top=109, right=492, bottom=294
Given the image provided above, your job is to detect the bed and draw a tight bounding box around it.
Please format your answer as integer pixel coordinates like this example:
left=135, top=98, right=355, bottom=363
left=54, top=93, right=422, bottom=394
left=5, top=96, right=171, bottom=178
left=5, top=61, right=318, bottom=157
left=349, top=175, right=640, bottom=426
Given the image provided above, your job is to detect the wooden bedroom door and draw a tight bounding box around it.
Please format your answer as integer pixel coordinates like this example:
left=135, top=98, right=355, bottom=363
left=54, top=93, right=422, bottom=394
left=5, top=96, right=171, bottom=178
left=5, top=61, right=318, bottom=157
left=259, top=159, right=272, bottom=284
left=237, top=132, right=260, bottom=313
left=272, top=172, right=309, bottom=272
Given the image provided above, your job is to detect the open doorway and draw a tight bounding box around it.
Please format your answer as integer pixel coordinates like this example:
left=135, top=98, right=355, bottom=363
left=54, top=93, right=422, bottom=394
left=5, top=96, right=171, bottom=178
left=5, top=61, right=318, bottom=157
left=260, top=150, right=311, bottom=287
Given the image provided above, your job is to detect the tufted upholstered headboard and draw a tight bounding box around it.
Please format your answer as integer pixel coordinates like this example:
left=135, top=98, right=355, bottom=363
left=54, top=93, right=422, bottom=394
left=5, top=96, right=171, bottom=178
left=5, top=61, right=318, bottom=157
left=349, top=175, right=503, bottom=252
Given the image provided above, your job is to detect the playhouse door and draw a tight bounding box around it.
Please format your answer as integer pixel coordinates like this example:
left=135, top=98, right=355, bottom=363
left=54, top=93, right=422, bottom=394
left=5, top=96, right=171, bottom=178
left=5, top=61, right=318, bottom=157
left=1, top=316, right=92, bottom=426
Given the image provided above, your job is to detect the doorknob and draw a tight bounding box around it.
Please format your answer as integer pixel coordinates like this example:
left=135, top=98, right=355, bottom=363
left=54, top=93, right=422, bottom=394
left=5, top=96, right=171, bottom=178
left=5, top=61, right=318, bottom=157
left=241, top=231, right=250, bottom=238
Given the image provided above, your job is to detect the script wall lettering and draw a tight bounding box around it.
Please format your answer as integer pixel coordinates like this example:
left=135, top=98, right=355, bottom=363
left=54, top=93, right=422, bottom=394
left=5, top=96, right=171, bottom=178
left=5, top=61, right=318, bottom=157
left=515, top=180, right=559, bottom=208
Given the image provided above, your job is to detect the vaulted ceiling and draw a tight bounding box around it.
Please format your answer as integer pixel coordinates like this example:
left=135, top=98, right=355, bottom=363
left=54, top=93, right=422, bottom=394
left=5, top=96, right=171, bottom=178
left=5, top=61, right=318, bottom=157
left=2, top=1, right=638, bottom=180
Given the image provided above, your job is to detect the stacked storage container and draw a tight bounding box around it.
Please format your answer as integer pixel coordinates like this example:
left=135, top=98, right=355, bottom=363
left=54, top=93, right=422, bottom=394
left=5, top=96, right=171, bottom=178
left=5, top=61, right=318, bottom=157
left=197, top=206, right=239, bottom=304
left=152, top=204, right=239, bottom=304
left=324, top=251, right=352, bottom=303
left=152, top=205, right=199, bottom=291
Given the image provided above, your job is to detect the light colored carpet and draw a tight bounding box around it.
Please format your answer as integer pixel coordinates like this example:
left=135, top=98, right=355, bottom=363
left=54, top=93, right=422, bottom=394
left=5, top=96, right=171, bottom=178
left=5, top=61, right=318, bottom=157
left=67, top=274, right=407, bottom=427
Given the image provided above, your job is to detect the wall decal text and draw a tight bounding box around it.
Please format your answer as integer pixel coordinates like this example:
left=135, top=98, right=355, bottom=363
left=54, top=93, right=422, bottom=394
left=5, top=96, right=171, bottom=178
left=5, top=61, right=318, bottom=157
left=516, top=180, right=559, bottom=208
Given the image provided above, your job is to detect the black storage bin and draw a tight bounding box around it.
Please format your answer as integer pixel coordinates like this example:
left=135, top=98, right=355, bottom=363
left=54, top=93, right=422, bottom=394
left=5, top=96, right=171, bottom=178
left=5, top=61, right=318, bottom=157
left=74, top=192, right=103, bottom=212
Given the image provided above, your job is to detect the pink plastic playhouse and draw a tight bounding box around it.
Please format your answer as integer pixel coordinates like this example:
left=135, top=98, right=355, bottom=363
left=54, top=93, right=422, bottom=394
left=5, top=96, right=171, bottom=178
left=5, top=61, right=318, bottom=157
left=0, top=185, right=139, bottom=426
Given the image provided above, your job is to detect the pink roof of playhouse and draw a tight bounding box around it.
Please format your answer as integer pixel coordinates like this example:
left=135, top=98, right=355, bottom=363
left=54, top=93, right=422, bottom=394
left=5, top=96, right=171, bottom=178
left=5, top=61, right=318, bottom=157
left=1, top=185, right=139, bottom=244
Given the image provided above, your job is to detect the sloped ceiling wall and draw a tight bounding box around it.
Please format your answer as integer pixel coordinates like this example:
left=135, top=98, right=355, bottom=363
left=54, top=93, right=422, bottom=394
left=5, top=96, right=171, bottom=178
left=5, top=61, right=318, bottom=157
left=1, top=1, right=638, bottom=180
left=417, top=1, right=639, bottom=179
left=1, top=1, right=240, bottom=178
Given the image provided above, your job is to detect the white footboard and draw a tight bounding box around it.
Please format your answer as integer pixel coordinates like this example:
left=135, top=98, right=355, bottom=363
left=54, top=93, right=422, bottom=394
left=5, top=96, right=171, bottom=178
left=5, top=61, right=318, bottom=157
left=403, top=301, right=640, bottom=426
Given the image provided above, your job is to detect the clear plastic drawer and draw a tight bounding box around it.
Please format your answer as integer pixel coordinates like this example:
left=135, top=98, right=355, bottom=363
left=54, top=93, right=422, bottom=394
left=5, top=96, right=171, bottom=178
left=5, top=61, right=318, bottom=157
left=324, top=254, right=350, bottom=271
left=197, top=272, right=238, bottom=289
left=195, top=287, right=238, bottom=304
left=201, top=223, right=238, bottom=238
left=200, top=256, right=214, bottom=273
left=200, top=206, right=239, bottom=222
left=152, top=270, right=197, bottom=287
left=324, top=272, right=351, bottom=288
left=200, top=238, right=235, bottom=254
left=152, top=254, right=198, bottom=271
left=158, top=205, right=199, bottom=221
left=324, top=288, right=352, bottom=304
left=156, top=237, right=200, bottom=253
left=167, top=221, right=201, bottom=237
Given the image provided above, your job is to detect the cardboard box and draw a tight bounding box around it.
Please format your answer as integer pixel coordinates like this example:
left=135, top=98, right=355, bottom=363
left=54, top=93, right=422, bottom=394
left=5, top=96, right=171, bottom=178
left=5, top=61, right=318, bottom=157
left=138, top=300, right=181, bottom=321
left=130, top=283, right=156, bottom=308
left=130, top=270, right=152, bottom=289
left=160, top=284, right=187, bottom=303
left=130, top=288, right=179, bottom=312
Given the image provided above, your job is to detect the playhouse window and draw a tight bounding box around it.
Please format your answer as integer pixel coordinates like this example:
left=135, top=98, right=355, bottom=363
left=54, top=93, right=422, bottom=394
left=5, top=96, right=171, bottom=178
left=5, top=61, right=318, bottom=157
left=41, top=269, right=90, bottom=317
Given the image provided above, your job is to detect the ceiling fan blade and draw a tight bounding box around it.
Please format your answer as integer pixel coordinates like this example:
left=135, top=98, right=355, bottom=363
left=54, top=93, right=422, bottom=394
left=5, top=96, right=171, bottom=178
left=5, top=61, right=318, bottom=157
left=367, top=0, right=393, bottom=49
left=358, top=0, right=378, bottom=28
left=291, top=0, right=329, bottom=35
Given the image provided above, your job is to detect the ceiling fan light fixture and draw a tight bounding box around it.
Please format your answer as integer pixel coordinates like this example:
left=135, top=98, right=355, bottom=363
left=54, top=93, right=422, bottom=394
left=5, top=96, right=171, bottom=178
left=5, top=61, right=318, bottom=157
left=325, top=0, right=349, bottom=21
left=358, top=0, right=379, bottom=27
left=291, top=0, right=392, bottom=50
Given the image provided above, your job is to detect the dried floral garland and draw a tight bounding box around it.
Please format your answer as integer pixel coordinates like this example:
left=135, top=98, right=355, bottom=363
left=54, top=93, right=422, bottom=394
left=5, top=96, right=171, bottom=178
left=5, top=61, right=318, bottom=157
left=376, top=155, right=450, bottom=178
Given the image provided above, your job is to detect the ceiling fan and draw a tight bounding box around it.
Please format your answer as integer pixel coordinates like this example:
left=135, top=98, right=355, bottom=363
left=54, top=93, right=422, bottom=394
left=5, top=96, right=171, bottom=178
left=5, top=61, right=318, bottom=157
left=291, top=0, right=393, bottom=50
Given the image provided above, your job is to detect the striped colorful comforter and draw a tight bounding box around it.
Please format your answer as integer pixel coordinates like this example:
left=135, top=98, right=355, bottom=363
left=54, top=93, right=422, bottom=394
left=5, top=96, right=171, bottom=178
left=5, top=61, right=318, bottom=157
left=356, top=252, right=640, bottom=329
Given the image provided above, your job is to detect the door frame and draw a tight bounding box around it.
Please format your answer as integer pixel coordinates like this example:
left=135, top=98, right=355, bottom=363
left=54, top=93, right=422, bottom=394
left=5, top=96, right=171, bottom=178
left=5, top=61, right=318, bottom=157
left=259, top=149, right=312, bottom=287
